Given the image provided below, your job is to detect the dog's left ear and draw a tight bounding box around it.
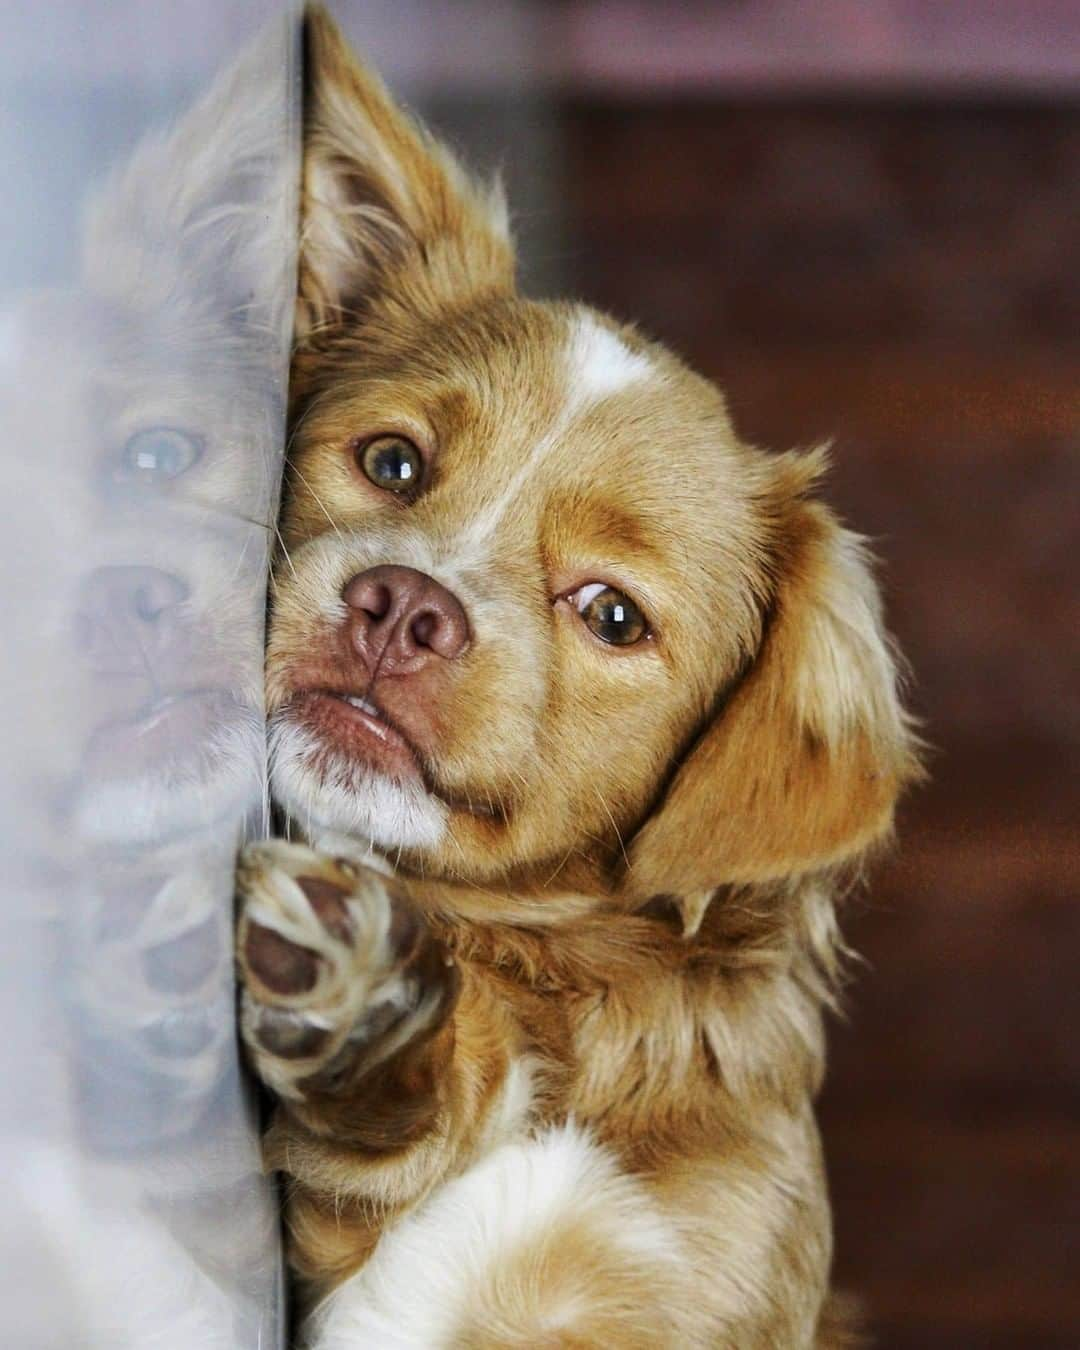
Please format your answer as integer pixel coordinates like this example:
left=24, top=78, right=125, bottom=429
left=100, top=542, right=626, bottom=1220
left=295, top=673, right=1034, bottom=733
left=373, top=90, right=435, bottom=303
left=622, top=460, right=922, bottom=935
left=297, top=5, right=515, bottom=341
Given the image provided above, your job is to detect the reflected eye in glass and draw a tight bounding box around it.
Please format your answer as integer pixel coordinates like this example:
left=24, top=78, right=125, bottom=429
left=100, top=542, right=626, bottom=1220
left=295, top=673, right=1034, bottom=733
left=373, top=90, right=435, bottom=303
left=571, top=583, right=649, bottom=646
left=357, top=435, right=424, bottom=495
left=119, top=427, right=203, bottom=483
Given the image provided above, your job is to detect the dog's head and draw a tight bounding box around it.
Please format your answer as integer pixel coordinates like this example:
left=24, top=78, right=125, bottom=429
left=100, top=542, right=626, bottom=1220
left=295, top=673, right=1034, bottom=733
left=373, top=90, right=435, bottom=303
left=270, top=10, right=920, bottom=923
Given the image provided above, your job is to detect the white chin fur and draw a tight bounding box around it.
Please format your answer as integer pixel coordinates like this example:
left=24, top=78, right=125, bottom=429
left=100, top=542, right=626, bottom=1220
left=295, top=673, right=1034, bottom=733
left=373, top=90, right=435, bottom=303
left=269, top=718, right=448, bottom=851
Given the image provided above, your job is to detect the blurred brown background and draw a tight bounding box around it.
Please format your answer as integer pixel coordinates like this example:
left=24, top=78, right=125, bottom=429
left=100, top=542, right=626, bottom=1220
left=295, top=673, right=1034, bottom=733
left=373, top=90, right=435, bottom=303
left=555, top=56, right=1079, bottom=1350
left=348, top=2, right=1080, bottom=1343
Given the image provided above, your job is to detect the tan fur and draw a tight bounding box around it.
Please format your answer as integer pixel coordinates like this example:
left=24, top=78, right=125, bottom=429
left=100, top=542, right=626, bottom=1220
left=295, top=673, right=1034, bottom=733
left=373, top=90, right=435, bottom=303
left=625, top=478, right=921, bottom=899
left=295, top=9, right=513, bottom=342
left=242, top=9, right=922, bottom=1346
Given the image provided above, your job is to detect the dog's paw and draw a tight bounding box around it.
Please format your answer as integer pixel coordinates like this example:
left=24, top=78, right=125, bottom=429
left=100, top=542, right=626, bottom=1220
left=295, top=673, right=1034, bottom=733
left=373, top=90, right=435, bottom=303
left=236, top=841, right=456, bottom=1101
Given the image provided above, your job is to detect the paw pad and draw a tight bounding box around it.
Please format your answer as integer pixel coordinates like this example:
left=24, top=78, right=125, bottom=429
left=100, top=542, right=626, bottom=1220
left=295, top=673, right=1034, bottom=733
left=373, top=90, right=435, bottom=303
left=252, top=1008, right=331, bottom=1059
left=243, top=922, right=321, bottom=995
left=295, top=874, right=353, bottom=943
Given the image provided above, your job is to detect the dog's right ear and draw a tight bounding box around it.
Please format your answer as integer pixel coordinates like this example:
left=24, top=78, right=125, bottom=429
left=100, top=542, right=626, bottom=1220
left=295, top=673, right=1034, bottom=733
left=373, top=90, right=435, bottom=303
left=297, top=5, right=515, bottom=342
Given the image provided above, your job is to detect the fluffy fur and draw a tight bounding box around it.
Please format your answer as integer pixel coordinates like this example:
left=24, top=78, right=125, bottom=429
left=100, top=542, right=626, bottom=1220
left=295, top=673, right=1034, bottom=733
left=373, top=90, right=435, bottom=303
left=237, top=9, right=921, bottom=1347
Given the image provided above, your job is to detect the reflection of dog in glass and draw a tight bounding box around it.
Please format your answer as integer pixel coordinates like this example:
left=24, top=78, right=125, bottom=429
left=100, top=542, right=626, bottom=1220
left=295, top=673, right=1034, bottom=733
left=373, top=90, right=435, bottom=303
left=0, top=22, right=293, bottom=1094
left=0, top=13, right=295, bottom=1131
left=0, top=25, right=292, bottom=1347
left=66, top=72, right=291, bottom=852
left=0, top=36, right=292, bottom=857
left=239, top=10, right=921, bottom=1346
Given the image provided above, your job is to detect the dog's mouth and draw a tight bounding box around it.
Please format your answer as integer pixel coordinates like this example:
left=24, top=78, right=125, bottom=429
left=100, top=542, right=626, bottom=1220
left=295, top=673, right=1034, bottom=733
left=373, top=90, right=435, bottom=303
left=283, top=688, right=422, bottom=781
left=280, top=687, right=507, bottom=823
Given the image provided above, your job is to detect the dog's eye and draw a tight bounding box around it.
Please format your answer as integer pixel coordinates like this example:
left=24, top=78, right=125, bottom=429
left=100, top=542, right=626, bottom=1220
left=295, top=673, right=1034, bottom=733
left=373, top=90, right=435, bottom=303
left=119, top=427, right=202, bottom=482
left=358, top=435, right=423, bottom=494
left=572, top=583, right=649, bottom=646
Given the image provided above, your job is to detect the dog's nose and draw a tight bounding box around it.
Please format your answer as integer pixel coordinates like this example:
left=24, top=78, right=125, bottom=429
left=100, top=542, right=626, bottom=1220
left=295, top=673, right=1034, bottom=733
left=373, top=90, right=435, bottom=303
left=74, top=565, right=189, bottom=665
left=343, top=565, right=469, bottom=674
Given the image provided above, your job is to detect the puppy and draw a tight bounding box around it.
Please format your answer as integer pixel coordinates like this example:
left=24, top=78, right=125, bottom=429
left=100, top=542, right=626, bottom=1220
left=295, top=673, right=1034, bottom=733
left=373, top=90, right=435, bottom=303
left=237, top=9, right=921, bottom=1346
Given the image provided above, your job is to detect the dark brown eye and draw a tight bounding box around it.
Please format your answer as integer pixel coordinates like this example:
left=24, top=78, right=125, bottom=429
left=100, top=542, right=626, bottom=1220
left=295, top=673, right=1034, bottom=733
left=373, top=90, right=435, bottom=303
left=358, top=435, right=423, bottom=494
left=573, top=583, right=649, bottom=646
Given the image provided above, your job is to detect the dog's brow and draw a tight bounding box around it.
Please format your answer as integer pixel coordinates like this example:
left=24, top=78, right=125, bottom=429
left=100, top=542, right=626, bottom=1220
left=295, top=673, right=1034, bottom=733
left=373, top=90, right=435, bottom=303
left=551, top=494, right=661, bottom=565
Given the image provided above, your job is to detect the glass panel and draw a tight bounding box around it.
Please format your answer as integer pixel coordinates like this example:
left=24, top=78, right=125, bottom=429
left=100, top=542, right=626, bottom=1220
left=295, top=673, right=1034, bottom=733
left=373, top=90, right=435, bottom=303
left=0, top=8, right=298, bottom=1347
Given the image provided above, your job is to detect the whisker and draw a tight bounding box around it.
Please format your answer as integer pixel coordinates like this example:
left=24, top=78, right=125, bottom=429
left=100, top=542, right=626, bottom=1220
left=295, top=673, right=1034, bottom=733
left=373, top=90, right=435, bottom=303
left=541, top=844, right=579, bottom=888
left=273, top=524, right=298, bottom=578
left=287, top=459, right=345, bottom=543
left=593, top=787, right=630, bottom=871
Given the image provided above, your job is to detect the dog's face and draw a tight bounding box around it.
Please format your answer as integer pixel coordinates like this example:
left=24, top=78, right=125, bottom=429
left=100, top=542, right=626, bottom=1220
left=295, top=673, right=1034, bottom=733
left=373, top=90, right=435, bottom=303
left=271, top=298, right=773, bottom=879
left=270, top=14, right=918, bottom=913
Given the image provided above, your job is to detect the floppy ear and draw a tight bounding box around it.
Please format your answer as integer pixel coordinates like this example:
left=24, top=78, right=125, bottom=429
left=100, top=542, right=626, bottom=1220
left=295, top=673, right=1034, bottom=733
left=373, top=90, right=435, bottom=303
left=297, top=5, right=515, bottom=340
left=623, top=466, right=922, bottom=935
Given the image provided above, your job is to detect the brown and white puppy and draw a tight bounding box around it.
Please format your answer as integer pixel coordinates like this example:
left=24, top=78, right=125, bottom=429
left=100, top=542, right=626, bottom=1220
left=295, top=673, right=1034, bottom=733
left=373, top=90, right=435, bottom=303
left=237, top=10, right=921, bottom=1347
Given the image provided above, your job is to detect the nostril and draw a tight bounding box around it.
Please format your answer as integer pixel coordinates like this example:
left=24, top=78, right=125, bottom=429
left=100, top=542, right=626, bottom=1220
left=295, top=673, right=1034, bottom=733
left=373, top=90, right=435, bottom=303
left=415, top=597, right=469, bottom=661
left=362, top=582, right=392, bottom=621
left=343, top=575, right=393, bottom=621
left=411, top=610, right=437, bottom=647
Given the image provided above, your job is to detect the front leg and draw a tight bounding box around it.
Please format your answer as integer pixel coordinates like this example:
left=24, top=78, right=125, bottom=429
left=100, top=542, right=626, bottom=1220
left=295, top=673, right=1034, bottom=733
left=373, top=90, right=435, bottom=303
left=235, top=845, right=726, bottom=1347
left=236, top=841, right=458, bottom=1133
left=236, top=841, right=529, bottom=1309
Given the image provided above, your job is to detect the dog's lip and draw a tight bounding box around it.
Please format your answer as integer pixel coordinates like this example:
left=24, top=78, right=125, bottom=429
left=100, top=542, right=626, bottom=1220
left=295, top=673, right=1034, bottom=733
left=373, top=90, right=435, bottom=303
left=283, top=688, right=423, bottom=777
left=281, top=687, right=506, bottom=823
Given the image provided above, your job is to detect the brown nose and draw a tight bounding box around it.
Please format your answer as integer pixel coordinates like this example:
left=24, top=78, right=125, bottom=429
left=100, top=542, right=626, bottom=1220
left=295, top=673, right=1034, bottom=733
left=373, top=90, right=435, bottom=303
left=342, top=565, right=469, bottom=675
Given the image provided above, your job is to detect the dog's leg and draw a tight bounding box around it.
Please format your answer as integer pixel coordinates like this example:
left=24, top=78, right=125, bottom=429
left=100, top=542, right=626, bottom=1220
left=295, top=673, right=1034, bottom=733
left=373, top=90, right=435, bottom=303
left=236, top=840, right=528, bottom=1307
